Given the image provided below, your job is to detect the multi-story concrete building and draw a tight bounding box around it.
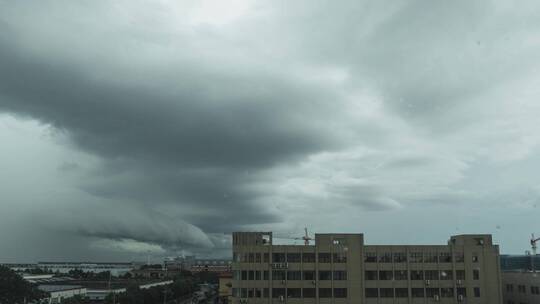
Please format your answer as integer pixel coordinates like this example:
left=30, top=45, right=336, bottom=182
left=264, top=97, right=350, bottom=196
left=502, top=271, right=540, bottom=304
left=232, top=232, right=502, bottom=304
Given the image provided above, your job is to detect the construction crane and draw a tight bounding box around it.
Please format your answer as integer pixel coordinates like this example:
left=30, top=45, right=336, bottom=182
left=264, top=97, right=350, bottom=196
left=273, top=228, right=313, bottom=245
left=531, top=233, right=540, bottom=272
left=294, top=227, right=313, bottom=245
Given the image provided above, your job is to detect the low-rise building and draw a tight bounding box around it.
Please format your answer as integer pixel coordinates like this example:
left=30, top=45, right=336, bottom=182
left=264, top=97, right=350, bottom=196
left=219, top=272, right=233, bottom=304
left=38, top=285, right=86, bottom=304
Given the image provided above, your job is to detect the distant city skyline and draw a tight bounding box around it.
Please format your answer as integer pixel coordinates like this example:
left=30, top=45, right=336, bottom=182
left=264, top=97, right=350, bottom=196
left=2, top=0, right=540, bottom=262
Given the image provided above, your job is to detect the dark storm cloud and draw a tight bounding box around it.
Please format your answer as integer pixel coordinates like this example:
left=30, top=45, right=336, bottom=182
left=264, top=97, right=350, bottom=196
left=0, top=10, right=346, bottom=254
left=2, top=0, right=540, bottom=259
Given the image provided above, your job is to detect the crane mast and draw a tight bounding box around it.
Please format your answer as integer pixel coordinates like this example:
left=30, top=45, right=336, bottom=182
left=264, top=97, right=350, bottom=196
left=531, top=233, right=540, bottom=272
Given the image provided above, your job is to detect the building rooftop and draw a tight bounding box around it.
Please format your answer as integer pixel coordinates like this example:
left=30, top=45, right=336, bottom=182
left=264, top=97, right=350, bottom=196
left=38, top=285, right=85, bottom=292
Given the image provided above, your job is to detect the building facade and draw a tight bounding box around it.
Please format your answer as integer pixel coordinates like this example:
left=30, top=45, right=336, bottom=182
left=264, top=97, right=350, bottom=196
left=232, top=232, right=502, bottom=304
left=501, top=271, right=540, bottom=304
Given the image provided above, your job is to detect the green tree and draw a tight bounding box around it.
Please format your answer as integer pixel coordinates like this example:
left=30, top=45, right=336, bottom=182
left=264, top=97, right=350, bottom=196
left=0, top=266, right=45, bottom=304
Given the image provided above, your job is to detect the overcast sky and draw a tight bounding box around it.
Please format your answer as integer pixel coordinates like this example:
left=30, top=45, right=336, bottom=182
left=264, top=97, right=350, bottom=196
left=1, top=0, right=540, bottom=262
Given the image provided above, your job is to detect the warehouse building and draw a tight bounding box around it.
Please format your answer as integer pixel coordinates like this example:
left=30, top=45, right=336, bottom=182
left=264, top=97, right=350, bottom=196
left=232, top=232, right=502, bottom=304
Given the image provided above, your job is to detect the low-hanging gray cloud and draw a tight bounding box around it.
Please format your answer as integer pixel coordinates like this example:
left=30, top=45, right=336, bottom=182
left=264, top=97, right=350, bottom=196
left=2, top=0, right=540, bottom=260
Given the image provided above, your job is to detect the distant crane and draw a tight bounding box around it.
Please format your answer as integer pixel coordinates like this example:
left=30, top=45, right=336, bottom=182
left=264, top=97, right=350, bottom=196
left=531, top=233, right=540, bottom=272
left=294, top=228, right=313, bottom=245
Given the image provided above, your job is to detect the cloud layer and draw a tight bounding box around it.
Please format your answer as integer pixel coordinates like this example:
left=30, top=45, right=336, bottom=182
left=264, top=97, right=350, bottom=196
left=1, top=0, right=540, bottom=260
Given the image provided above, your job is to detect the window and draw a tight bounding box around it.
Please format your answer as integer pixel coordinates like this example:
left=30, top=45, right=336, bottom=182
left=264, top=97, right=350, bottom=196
left=319, top=288, right=332, bottom=298
left=426, top=288, right=439, bottom=298
left=249, top=253, right=254, bottom=263
left=411, top=270, right=424, bottom=280
left=272, top=288, right=285, bottom=298
left=241, top=271, right=247, bottom=280
left=333, top=270, right=347, bottom=280
left=303, top=271, right=315, bottom=280
left=506, top=284, right=514, bottom=292
left=333, top=253, right=347, bottom=263
left=518, top=285, right=526, bottom=293
left=272, top=270, right=285, bottom=280
left=334, top=288, right=347, bottom=298
left=263, top=253, right=269, bottom=263
left=287, top=271, right=301, bottom=280
left=255, top=253, right=261, bottom=263
left=248, top=289, right=254, bottom=298
left=365, top=288, right=378, bottom=298
left=319, top=270, right=332, bottom=280
left=472, top=254, right=479, bottom=263
left=439, top=252, right=452, bottom=263
left=249, top=271, right=254, bottom=280
left=394, top=252, right=407, bottom=263
left=473, top=269, right=480, bottom=280
left=380, top=288, right=394, bottom=298
left=263, top=288, right=269, bottom=298
left=457, top=288, right=467, bottom=298
left=302, top=252, right=315, bottom=263
left=410, top=252, right=423, bottom=263
left=379, top=270, right=393, bottom=280
left=394, top=270, right=407, bottom=280
left=241, top=288, right=247, bottom=298
left=287, top=288, right=301, bottom=298
left=255, top=271, right=261, bottom=280
left=531, top=286, right=540, bottom=294
left=232, top=288, right=238, bottom=297
left=474, top=287, right=481, bottom=297
left=273, top=253, right=286, bottom=263
left=379, top=252, right=392, bottom=263
left=440, top=270, right=452, bottom=280
left=425, top=270, right=439, bottom=280
left=318, top=253, right=331, bottom=263
left=365, top=271, right=377, bottom=280
left=395, top=288, right=408, bottom=297
left=242, top=253, right=248, bottom=262
left=287, top=253, right=301, bottom=263
left=233, top=253, right=239, bottom=262
left=303, top=288, right=316, bottom=298
left=441, top=288, right=454, bottom=298
left=456, top=270, right=466, bottom=280
left=255, top=289, right=262, bottom=298
left=454, top=252, right=464, bottom=262
left=412, top=288, right=425, bottom=298
left=263, top=270, right=269, bottom=280
left=425, top=252, right=438, bottom=263
left=364, top=252, right=377, bottom=263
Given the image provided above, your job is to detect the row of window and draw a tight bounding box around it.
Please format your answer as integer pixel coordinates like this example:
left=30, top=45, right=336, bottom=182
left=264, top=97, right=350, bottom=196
left=365, top=287, right=480, bottom=298
left=232, top=288, right=347, bottom=299
left=364, top=252, right=478, bottom=263
left=233, top=252, right=347, bottom=263
left=234, top=269, right=479, bottom=281
left=506, top=284, right=540, bottom=295
left=234, top=270, right=347, bottom=281
left=234, top=251, right=479, bottom=264
left=232, top=287, right=481, bottom=299
left=365, top=269, right=479, bottom=281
